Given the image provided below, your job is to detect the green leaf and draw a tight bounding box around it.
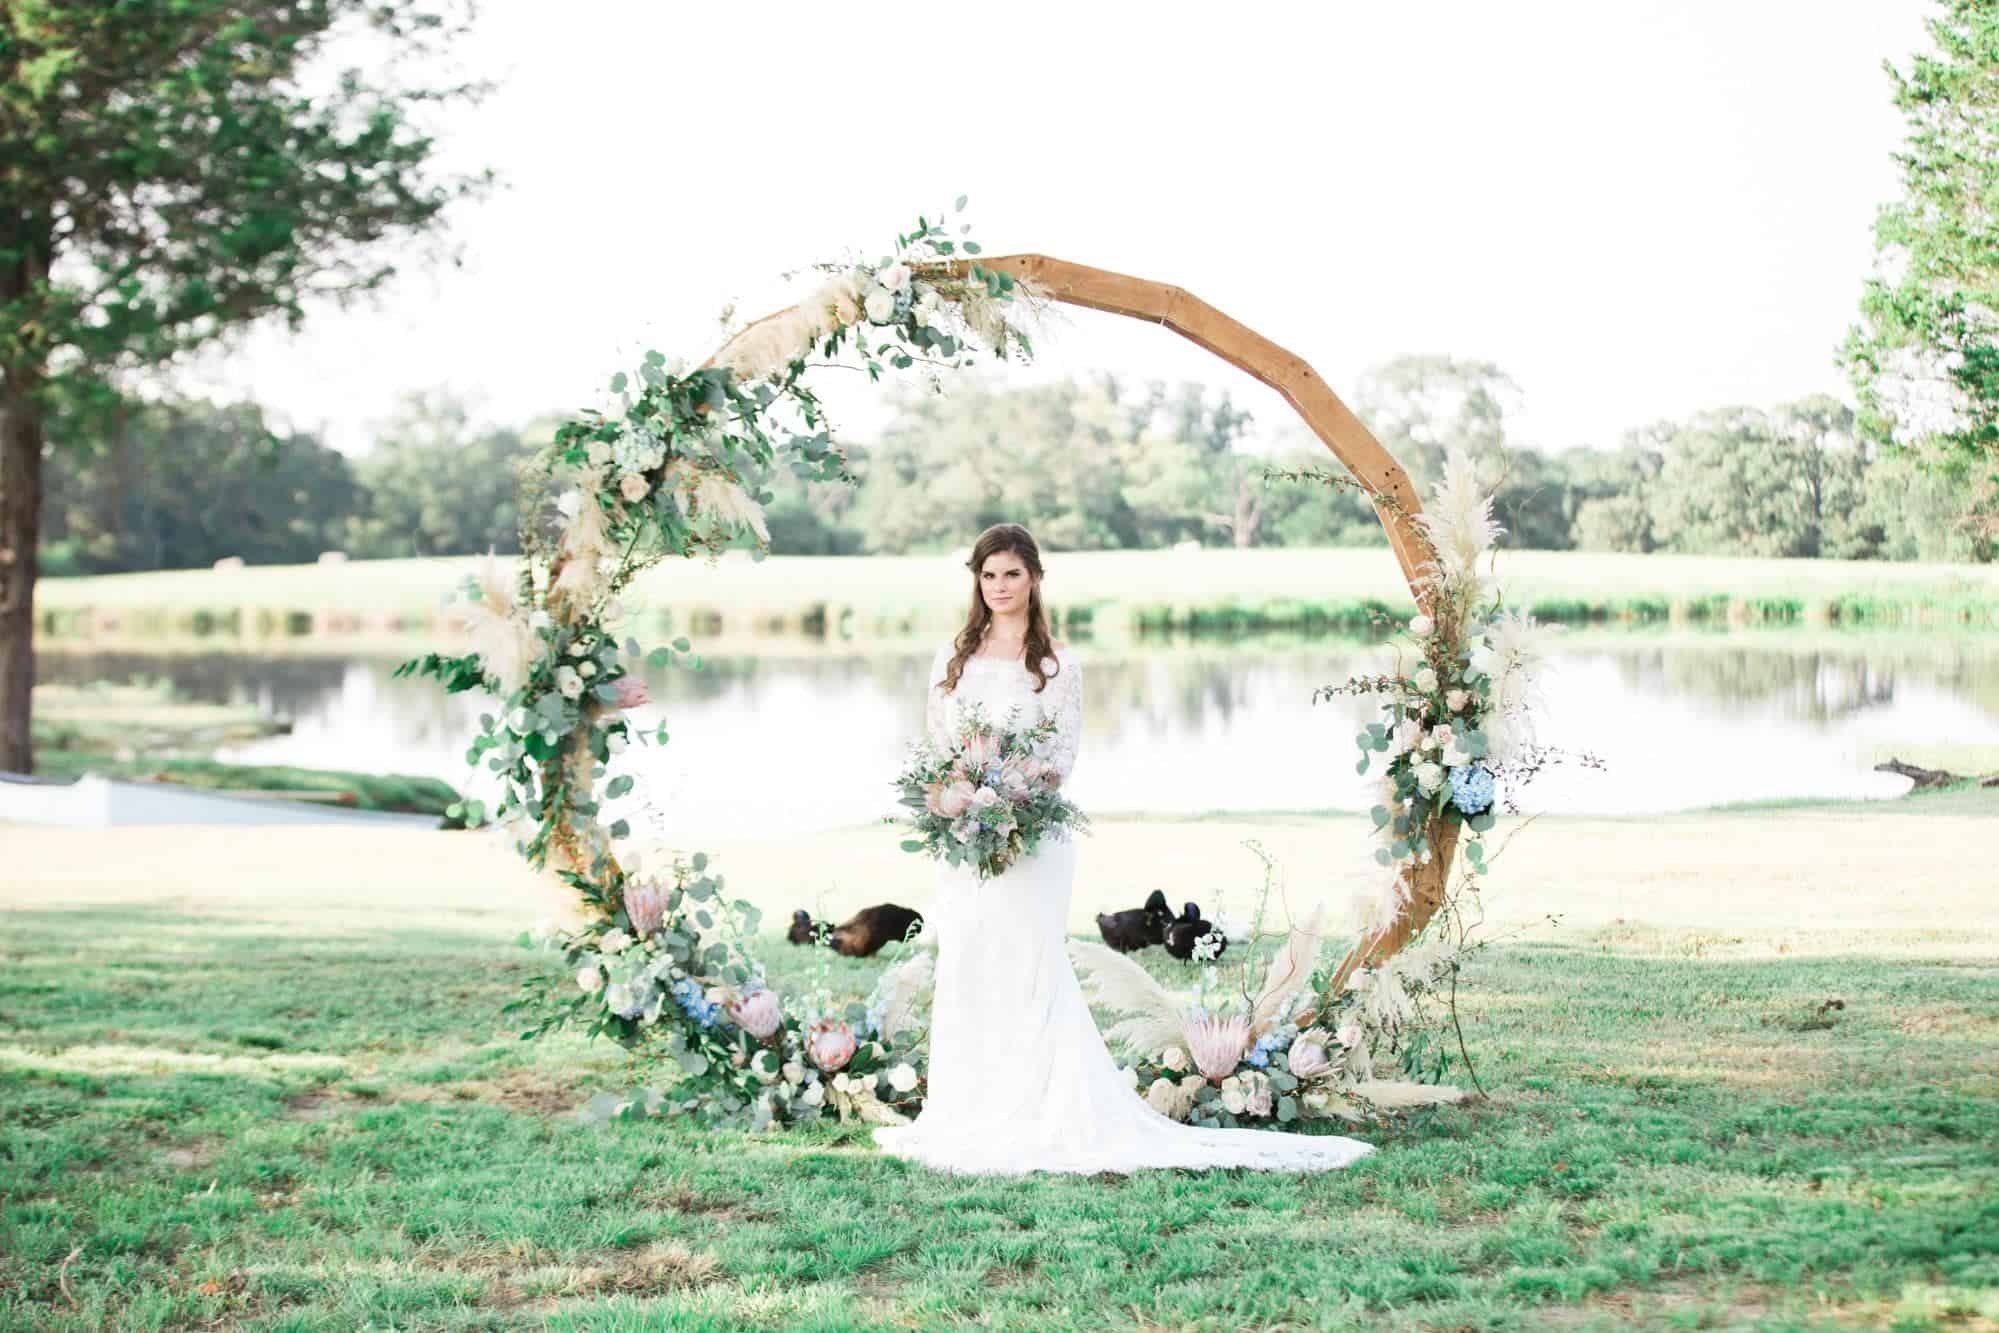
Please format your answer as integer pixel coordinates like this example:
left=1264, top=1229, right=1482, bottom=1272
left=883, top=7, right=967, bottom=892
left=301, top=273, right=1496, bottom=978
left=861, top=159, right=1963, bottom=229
left=954, top=193, right=969, bottom=211
left=608, top=819, right=630, bottom=839
left=1276, top=1096, right=1298, bottom=1123
left=605, top=775, right=634, bottom=800
left=900, top=839, right=926, bottom=853
left=963, top=240, right=982, bottom=255
left=647, top=647, right=672, bottom=668
left=692, top=852, right=708, bottom=872
left=672, top=637, right=691, bottom=652
left=610, top=371, right=627, bottom=393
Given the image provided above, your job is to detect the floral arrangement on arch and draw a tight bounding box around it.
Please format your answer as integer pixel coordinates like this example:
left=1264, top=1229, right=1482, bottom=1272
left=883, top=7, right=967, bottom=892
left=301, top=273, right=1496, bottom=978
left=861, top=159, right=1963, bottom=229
left=1344, top=448, right=1561, bottom=933
left=400, top=203, right=1042, bottom=1128
left=1073, top=455, right=1563, bottom=1131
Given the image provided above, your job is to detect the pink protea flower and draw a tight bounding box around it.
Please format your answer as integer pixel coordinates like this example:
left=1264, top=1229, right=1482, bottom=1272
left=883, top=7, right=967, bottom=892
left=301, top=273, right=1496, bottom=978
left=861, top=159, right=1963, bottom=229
left=961, top=731, right=1000, bottom=767
left=623, top=884, right=670, bottom=937
left=729, top=989, right=782, bottom=1040
left=1287, top=1032, right=1332, bottom=1080
left=609, top=675, right=650, bottom=709
left=998, top=757, right=1035, bottom=799
left=1183, top=1013, right=1252, bottom=1082
left=806, top=1019, right=857, bottom=1073
left=935, top=780, right=976, bottom=819
left=922, top=781, right=947, bottom=817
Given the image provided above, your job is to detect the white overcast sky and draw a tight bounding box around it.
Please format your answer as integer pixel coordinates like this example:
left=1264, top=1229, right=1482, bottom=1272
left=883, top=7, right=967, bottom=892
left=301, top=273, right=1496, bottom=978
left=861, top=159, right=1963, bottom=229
left=193, top=1, right=1935, bottom=456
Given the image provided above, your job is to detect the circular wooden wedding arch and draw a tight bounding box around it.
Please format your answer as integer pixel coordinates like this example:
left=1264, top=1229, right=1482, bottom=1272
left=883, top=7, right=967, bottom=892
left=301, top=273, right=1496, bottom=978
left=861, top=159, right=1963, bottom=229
left=561, top=253, right=1460, bottom=1001
left=923, top=255, right=1458, bottom=994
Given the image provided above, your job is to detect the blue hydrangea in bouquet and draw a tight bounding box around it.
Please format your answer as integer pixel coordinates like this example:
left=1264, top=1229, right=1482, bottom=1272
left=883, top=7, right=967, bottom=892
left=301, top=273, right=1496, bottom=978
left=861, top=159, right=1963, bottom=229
left=893, top=703, right=1089, bottom=879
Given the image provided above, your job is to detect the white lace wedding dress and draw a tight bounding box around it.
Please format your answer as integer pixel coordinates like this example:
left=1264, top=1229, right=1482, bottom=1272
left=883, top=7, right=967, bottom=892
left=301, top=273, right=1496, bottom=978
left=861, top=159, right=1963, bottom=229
left=872, top=643, right=1378, bottom=1176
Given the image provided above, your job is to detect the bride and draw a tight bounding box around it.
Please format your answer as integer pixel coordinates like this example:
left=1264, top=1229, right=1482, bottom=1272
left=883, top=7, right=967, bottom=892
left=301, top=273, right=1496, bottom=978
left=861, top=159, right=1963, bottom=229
left=873, top=523, right=1378, bottom=1175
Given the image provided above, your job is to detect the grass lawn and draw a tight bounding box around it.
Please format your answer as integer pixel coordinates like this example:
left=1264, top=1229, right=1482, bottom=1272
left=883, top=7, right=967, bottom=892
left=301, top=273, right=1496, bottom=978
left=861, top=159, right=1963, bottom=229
left=2, top=806, right=1996, bottom=1330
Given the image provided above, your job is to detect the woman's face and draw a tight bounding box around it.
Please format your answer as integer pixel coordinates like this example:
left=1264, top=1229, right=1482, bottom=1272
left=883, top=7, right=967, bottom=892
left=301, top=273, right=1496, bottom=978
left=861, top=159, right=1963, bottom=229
left=978, top=550, right=1033, bottom=617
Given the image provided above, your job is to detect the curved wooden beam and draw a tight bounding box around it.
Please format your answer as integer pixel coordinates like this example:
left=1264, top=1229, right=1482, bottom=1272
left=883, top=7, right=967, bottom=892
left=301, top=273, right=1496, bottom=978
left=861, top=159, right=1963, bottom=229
left=935, top=255, right=1433, bottom=597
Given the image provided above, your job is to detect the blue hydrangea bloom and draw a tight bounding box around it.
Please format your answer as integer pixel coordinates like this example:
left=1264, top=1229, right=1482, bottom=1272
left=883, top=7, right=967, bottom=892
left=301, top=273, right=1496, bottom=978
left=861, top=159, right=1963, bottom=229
left=670, top=977, right=719, bottom=1028
left=1245, top=1047, right=1271, bottom=1069
left=1449, top=764, right=1496, bottom=816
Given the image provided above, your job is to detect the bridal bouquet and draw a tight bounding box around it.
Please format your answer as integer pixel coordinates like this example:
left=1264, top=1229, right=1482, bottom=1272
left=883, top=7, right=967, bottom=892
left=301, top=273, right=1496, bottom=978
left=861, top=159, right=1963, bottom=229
left=894, top=704, right=1088, bottom=879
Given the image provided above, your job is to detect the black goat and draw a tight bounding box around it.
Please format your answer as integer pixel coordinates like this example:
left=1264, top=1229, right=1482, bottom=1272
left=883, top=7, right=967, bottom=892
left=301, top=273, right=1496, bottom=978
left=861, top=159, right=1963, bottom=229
left=1096, top=889, right=1173, bottom=953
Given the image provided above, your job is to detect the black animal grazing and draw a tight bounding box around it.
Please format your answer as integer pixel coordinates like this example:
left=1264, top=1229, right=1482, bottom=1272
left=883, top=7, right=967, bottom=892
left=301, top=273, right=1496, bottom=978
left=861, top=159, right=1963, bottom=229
left=789, top=903, right=924, bottom=958
left=1164, top=900, right=1224, bottom=962
left=1096, top=889, right=1173, bottom=953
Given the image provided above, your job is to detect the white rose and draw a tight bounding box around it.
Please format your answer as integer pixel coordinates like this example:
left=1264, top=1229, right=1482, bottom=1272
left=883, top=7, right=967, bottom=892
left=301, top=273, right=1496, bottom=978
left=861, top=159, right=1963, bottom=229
left=1393, top=718, right=1424, bottom=755
left=1413, top=666, right=1440, bottom=694
left=576, top=966, right=603, bottom=993
left=1443, top=741, right=1473, bottom=768
left=585, top=440, right=613, bottom=467
left=831, top=1072, right=852, bottom=1094
left=1409, top=614, right=1434, bottom=638
left=863, top=287, right=897, bottom=324
left=528, top=611, right=553, bottom=633
left=578, top=661, right=598, bottom=679
left=751, top=1050, right=780, bottom=1082
left=1414, top=761, right=1445, bottom=795
left=599, top=928, right=631, bottom=955
left=888, top=1063, right=919, bottom=1093
left=1445, top=689, right=1469, bottom=713
left=1220, top=1079, right=1249, bottom=1115
left=608, top=732, right=629, bottom=756
left=913, top=288, right=945, bottom=327
left=800, top=1082, right=825, bottom=1108
left=1337, top=1021, right=1363, bottom=1049
left=877, top=263, right=912, bottom=293
left=555, top=666, right=584, bottom=700
left=1468, top=641, right=1497, bottom=676
left=1160, top=1046, right=1190, bottom=1072
left=782, top=1060, right=805, bottom=1086
left=1427, top=724, right=1455, bottom=754
left=556, top=490, right=581, bottom=520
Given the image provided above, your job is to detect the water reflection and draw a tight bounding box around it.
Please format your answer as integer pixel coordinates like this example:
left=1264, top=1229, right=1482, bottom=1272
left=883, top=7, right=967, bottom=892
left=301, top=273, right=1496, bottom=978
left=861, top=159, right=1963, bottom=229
left=34, top=633, right=1999, bottom=834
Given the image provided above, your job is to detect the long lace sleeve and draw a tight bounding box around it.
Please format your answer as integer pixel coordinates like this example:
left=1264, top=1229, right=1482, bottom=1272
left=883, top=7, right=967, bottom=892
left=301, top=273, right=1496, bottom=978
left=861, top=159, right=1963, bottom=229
left=924, top=645, right=955, bottom=750
left=1043, top=651, right=1084, bottom=783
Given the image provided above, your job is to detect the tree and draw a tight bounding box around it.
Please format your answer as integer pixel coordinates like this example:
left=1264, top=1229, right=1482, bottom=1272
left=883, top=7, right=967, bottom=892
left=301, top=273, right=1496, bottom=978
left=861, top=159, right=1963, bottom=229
left=343, top=393, right=535, bottom=558
left=41, top=398, right=360, bottom=573
left=0, top=1, right=486, bottom=771
left=1840, top=0, right=1999, bottom=556
left=1645, top=397, right=1877, bottom=559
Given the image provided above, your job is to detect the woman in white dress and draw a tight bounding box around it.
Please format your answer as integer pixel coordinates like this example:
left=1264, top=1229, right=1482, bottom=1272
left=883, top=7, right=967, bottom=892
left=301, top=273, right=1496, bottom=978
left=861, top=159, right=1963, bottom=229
left=873, top=523, right=1378, bottom=1175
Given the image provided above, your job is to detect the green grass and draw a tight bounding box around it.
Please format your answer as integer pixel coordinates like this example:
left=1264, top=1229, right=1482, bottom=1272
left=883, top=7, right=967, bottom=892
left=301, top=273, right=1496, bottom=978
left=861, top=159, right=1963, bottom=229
left=2, top=904, right=1994, bottom=1330
left=31, top=547, right=1999, bottom=647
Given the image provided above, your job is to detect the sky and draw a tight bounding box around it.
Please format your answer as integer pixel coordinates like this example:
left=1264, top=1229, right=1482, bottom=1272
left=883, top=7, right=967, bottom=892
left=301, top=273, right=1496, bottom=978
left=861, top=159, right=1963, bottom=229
left=191, top=1, right=1938, bottom=458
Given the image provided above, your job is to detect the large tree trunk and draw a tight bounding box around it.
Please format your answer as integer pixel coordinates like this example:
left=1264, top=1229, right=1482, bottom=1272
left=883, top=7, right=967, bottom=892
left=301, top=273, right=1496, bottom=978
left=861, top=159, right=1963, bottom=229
left=0, top=217, right=48, bottom=776
left=0, top=379, right=41, bottom=774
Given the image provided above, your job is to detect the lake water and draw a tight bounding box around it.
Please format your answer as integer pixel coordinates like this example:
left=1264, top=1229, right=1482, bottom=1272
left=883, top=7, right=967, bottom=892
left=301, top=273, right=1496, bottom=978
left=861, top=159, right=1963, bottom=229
left=38, top=632, right=1999, bottom=836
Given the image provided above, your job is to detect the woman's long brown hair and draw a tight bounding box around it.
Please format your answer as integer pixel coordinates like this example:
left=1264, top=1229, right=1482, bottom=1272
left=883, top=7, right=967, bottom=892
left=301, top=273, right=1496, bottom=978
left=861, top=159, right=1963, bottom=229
left=940, top=523, right=1061, bottom=695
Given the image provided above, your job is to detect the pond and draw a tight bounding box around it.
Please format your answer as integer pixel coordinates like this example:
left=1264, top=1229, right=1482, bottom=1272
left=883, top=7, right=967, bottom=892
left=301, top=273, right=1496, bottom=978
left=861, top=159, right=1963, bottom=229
left=36, top=630, right=1999, bottom=836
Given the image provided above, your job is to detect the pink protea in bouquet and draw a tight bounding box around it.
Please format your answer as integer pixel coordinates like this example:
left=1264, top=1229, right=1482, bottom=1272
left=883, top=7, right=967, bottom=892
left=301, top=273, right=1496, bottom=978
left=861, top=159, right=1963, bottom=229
left=893, top=704, right=1088, bottom=879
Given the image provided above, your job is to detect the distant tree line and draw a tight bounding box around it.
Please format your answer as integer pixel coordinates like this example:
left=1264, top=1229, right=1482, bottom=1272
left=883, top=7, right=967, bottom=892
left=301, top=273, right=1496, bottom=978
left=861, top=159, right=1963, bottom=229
left=39, top=357, right=1986, bottom=576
